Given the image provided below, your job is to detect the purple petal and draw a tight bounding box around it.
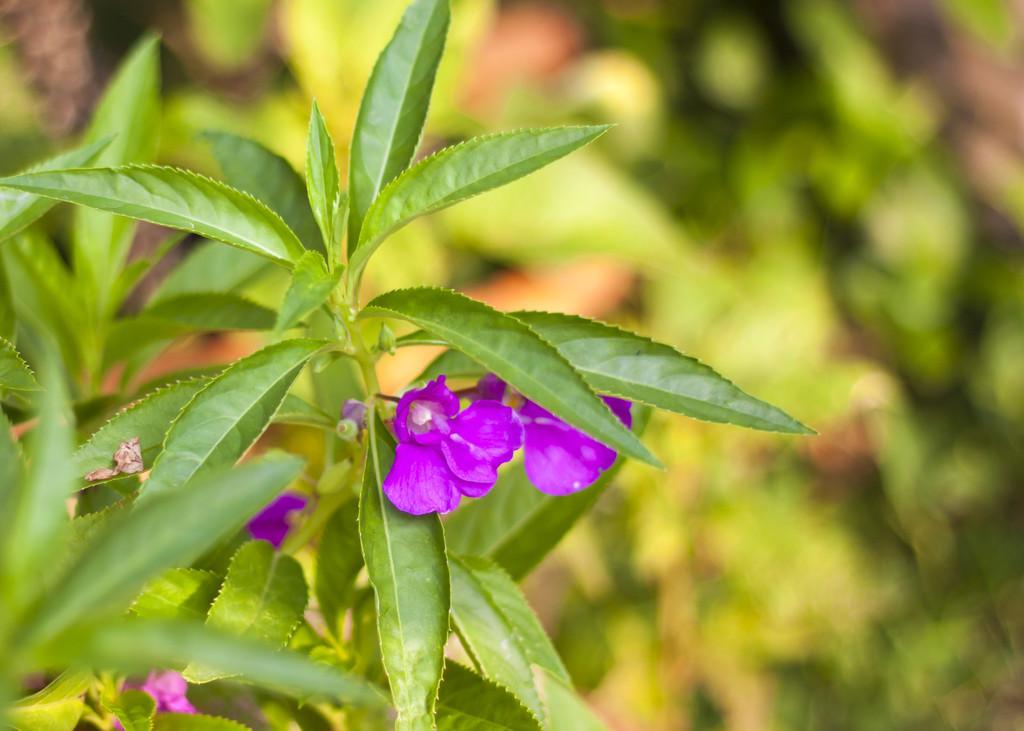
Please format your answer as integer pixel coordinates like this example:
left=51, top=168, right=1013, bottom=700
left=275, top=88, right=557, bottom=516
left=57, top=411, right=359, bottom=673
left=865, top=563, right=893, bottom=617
left=247, top=492, right=308, bottom=548
left=136, top=672, right=196, bottom=715
left=475, top=374, right=507, bottom=402
left=394, top=376, right=460, bottom=445
left=440, top=400, right=524, bottom=484
left=383, top=443, right=464, bottom=515
left=603, top=396, right=633, bottom=428
left=342, top=399, right=368, bottom=427
left=520, top=399, right=631, bottom=496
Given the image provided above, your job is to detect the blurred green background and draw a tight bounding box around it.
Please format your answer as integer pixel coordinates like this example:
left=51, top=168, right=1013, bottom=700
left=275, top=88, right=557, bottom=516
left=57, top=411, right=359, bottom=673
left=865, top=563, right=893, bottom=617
left=3, top=0, right=1024, bottom=728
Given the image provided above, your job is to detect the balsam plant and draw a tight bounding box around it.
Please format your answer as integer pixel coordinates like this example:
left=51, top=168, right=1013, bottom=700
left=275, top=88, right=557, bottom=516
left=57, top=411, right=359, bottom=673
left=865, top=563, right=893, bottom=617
left=0, top=1, right=810, bottom=729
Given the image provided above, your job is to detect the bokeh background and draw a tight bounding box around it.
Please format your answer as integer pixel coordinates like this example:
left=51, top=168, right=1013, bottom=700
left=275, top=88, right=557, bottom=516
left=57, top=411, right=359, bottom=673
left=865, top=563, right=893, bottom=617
left=3, top=0, right=1024, bottom=728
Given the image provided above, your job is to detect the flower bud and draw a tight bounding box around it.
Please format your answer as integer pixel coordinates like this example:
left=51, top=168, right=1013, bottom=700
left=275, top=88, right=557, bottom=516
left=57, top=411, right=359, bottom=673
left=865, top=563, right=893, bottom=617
left=377, top=323, right=397, bottom=355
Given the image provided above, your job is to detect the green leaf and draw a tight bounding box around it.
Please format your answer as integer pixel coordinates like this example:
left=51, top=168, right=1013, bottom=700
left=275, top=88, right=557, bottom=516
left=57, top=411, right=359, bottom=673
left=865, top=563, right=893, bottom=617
left=7, top=671, right=91, bottom=731
left=1, top=232, right=84, bottom=375
left=107, top=231, right=186, bottom=313
left=273, top=393, right=335, bottom=430
left=0, top=410, right=24, bottom=517
left=105, top=690, right=156, bottom=731
left=275, top=251, right=340, bottom=332
left=0, top=254, right=14, bottom=341
left=362, top=287, right=659, bottom=467
left=347, top=0, right=450, bottom=249
left=315, top=500, right=362, bottom=640
left=0, top=165, right=305, bottom=267
left=349, top=126, right=609, bottom=284
left=359, top=413, right=449, bottom=731
left=445, top=464, right=614, bottom=581
left=104, top=293, right=276, bottom=368
left=437, top=663, right=541, bottom=731
left=0, top=337, right=39, bottom=393
left=416, top=347, right=484, bottom=382
left=73, top=35, right=160, bottom=309
left=449, top=555, right=568, bottom=723
left=41, top=619, right=387, bottom=707
left=131, top=568, right=220, bottom=622
left=204, top=130, right=323, bottom=255
left=446, top=408, right=649, bottom=580
left=138, top=340, right=323, bottom=503
left=305, top=103, right=342, bottom=263
left=533, top=667, right=608, bottom=731
left=184, top=540, right=309, bottom=683
left=0, top=138, right=112, bottom=245
left=23, top=454, right=303, bottom=649
left=149, top=241, right=268, bottom=304
left=515, top=311, right=812, bottom=434
left=73, top=377, right=209, bottom=484
left=153, top=714, right=247, bottom=731
left=2, top=352, right=75, bottom=611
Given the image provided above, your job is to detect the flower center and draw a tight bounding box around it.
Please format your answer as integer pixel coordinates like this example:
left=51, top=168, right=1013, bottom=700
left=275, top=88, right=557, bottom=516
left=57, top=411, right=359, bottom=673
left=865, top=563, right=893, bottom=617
left=407, top=400, right=449, bottom=436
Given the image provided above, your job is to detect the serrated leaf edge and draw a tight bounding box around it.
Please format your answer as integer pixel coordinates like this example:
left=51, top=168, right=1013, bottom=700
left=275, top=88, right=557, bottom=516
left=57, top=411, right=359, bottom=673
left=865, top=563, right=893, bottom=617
left=183, top=540, right=309, bottom=684
left=439, top=660, right=542, bottom=730
left=0, top=336, right=41, bottom=391
left=513, top=310, right=814, bottom=435
left=361, top=286, right=661, bottom=467
left=0, top=163, right=305, bottom=265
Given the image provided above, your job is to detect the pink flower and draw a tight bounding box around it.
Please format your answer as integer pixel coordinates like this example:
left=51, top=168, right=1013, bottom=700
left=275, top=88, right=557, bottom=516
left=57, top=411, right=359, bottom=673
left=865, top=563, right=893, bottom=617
left=114, top=672, right=195, bottom=728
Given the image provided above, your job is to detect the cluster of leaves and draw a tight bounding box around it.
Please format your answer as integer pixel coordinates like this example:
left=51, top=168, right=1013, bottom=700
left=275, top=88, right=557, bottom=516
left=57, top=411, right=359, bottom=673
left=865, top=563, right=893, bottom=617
left=0, top=1, right=808, bottom=729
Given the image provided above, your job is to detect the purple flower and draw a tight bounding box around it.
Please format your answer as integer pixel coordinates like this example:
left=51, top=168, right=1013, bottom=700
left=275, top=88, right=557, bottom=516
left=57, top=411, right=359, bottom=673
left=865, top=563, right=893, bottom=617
left=476, top=374, right=632, bottom=495
left=115, top=672, right=195, bottom=727
left=247, top=492, right=308, bottom=548
left=342, top=398, right=368, bottom=428
left=383, top=376, right=523, bottom=515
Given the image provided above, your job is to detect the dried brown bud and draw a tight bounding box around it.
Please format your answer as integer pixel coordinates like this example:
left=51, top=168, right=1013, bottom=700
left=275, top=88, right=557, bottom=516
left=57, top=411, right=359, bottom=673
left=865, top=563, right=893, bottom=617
left=84, top=437, right=144, bottom=482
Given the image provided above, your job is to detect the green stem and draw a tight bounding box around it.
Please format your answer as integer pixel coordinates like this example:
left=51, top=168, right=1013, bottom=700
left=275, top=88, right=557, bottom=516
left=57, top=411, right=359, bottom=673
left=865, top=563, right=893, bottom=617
left=282, top=489, right=351, bottom=555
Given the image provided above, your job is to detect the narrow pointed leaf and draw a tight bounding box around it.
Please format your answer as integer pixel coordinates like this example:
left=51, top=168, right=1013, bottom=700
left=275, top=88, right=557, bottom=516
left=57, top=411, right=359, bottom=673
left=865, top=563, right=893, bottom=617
left=184, top=540, right=308, bottom=683
left=273, top=393, right=335, bottom=430
left=2, top=352, right=75, bottom=609
left=348, top=0, right=450, bottom=248
left=104, top=293, right=276, bottom=366
left=138, top=339, right=324, bottom=503
left=0, top=410, right=23, bottom=518
left=305, top=103, right=342, bottom=262
left=131, top=568, right=220, bottom=622
left=534, top=667, right=608, bottom=731
left=449, top=555, right=568, bottom=723
left=24, top=454, right=304, bottom=648
left=315, top=500, right=362, bottom=640
left=350, top=126, right=609, bottom=283
left=0, top=137, right=112, bottom=244
left=204, top=130, right=322, bottom=254
left=40, top=619, right=387, bottom=707
left=149, top=241, right=268, bottom=304
left=0, top=166, right=305, bottom=266
left=360, top=413, right=449, bottom=731
left=362, top=287, right=659, bottom=467
left=446, top=408, right=650, bottom=579
left=275, top=251, right=340, bottom=332
left=515, top=311, right=812, bottom=434
left=73, top=35, right=160, bottom=303
left=446, top=464, right=616, bottom=581
left=0, top=337, right=39, bottom=393
left=105, top=690, right=156, bottom=731
left=73, top=377, right=208, bottom=486
left=154, top=715, right=247, bottom=731
left=437, top=664, right=541, bottom=731
left=7, top=671, right=91, bottom=731
left=0, top=254, right=13, bottom=340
